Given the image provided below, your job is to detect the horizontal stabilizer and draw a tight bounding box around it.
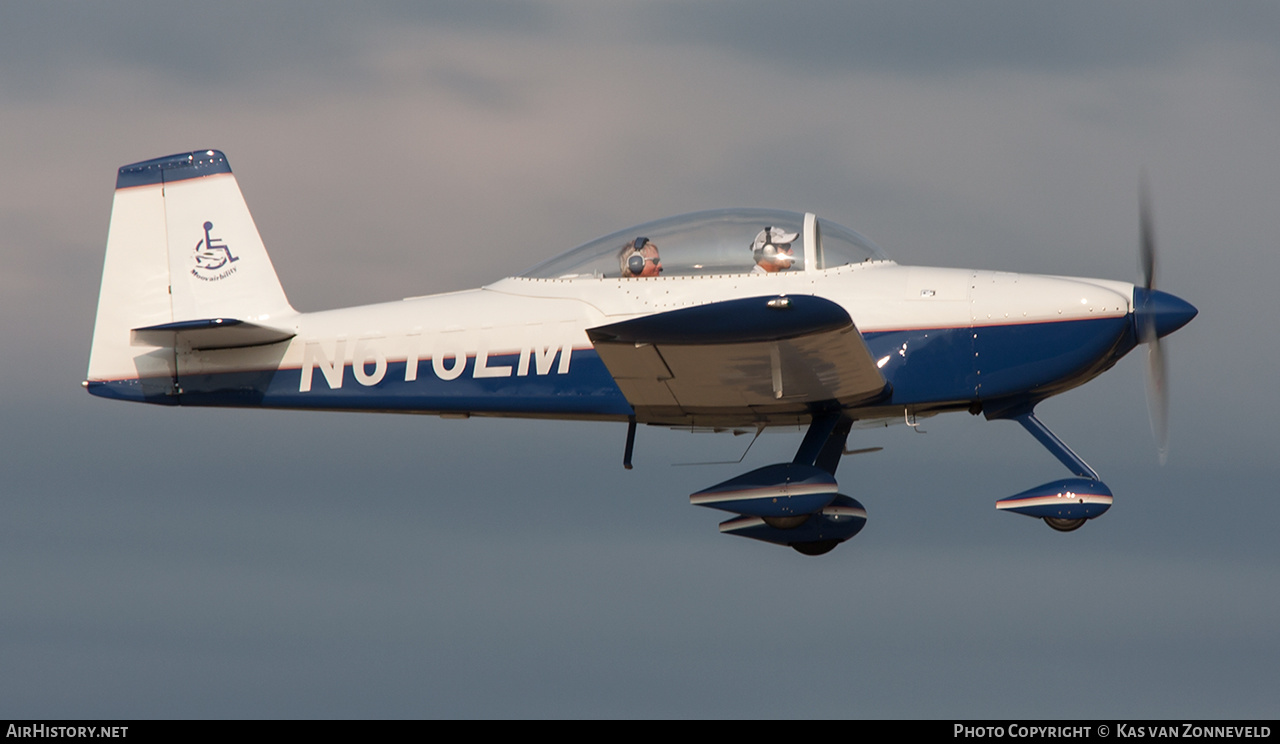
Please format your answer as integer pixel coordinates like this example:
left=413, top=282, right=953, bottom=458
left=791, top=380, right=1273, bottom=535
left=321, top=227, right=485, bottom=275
left=132, top=318, right=295, bottom=350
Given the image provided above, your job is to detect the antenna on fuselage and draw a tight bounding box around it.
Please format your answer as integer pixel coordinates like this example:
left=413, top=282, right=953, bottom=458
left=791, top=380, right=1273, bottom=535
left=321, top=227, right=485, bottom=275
left=672, top=425, right=766, bottom=466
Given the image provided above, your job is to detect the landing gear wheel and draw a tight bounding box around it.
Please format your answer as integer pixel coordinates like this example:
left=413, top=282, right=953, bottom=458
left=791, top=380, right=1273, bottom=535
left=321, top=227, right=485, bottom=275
left=1044, top=517, right=1086, bottom=532
left=791, top=539, right=839, bottom=556
left=762, top=515, right=810, bottom=530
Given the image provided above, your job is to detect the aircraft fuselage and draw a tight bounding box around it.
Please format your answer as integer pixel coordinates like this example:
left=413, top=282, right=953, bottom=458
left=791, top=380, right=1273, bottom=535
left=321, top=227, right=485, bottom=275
left=89, top=263, right=1141, bottom=428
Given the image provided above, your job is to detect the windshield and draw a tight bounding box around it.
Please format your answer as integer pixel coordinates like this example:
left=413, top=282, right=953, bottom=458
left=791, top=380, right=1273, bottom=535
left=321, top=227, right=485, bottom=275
left=520, top=209, right=886, bottom=279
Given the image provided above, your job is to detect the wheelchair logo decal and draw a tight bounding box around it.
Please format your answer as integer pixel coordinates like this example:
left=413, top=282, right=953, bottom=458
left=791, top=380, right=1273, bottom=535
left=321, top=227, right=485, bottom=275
left=192, top=221, right=240, bottom=281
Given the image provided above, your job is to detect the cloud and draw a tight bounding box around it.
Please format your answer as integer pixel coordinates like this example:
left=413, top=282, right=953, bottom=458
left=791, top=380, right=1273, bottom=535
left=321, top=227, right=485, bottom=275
left=0, top=1, right=556, bottom=97
left=636, top=0, right=1280, bottom=77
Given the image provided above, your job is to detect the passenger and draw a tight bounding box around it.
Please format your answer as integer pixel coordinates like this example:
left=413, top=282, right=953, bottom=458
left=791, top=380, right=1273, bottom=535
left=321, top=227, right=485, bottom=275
left=751, top=226, right=799, bottom=274
left=618, top=237, right=662, bottom=278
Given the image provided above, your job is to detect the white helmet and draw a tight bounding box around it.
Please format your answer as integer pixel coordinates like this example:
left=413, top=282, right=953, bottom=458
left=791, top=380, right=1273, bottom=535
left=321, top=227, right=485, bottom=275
left=751, top=226, right=799, bottom=266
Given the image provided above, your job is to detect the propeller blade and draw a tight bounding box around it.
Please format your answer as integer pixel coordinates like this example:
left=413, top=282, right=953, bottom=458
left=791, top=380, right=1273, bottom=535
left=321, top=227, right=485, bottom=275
left=1139, top=176, right=1156, bottom=291
left=1144, top=328, right=1169, bottom=465
left=1138, top=177, right=1169, bottom=463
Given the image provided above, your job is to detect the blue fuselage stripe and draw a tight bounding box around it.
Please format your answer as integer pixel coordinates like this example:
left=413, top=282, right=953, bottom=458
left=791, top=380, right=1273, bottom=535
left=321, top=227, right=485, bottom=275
left=86, top=316, right=1136, bottom=415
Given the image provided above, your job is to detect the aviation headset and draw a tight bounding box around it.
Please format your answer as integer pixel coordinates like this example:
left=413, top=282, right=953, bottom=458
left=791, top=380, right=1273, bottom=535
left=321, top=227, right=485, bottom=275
left=753, top=226, right=796, bottom=266
left=624, top=237, right=653, bottom=275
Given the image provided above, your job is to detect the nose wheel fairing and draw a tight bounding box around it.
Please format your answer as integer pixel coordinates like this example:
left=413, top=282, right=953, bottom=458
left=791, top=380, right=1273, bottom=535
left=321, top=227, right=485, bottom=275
left=989, top=408, right=1114, bottom=531
left=995, top=478, right=1114, bottom=521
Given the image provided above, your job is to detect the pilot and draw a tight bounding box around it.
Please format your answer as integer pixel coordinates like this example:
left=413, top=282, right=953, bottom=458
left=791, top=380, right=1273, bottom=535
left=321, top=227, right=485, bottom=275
left=750, top=226, right=798, bottom=274
left=618, top=237, right=662, bottom=278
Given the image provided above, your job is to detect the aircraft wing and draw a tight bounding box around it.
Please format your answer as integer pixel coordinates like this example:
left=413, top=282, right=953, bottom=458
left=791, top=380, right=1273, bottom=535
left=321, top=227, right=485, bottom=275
left=587, top=295, right=886, bottom=424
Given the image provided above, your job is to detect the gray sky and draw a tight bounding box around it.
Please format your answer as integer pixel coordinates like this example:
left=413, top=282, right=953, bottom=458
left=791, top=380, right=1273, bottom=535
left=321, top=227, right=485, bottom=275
left=2, top=2, right=1277, bottom=718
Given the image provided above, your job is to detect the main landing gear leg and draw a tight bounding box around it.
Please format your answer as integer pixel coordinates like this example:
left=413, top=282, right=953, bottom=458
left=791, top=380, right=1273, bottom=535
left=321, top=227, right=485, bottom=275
left=793, top=412, right=854, bottom=476
left=754, top=412, right=853, bottom=530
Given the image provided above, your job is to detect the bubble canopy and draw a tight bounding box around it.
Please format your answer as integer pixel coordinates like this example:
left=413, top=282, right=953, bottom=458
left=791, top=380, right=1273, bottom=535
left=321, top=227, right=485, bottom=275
left=520, top=209, right=887, bottom=280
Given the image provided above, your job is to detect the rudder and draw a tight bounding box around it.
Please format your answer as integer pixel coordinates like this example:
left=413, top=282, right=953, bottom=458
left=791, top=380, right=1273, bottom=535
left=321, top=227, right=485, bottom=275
left=86, top=150, right=296, bottom=398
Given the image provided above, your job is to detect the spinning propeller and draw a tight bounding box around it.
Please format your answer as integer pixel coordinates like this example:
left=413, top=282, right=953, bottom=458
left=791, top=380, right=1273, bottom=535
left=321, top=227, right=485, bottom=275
left=1133, top=180, right=1197, bottom=464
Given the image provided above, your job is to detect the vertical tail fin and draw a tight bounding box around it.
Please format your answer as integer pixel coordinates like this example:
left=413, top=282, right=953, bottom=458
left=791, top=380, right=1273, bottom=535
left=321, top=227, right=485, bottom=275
left=87, top=150, right=296, bottom=395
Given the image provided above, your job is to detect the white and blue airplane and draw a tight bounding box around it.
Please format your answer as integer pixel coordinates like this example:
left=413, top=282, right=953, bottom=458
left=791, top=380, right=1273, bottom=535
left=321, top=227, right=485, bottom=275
left=85, top=149, right=1196, bottom=555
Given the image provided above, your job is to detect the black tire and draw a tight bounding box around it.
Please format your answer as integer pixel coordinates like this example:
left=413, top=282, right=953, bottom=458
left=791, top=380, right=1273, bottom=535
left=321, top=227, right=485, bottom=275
left=1044, top=517, right=1086, bottom=532
left=791, top=539, right=839, bottom=556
